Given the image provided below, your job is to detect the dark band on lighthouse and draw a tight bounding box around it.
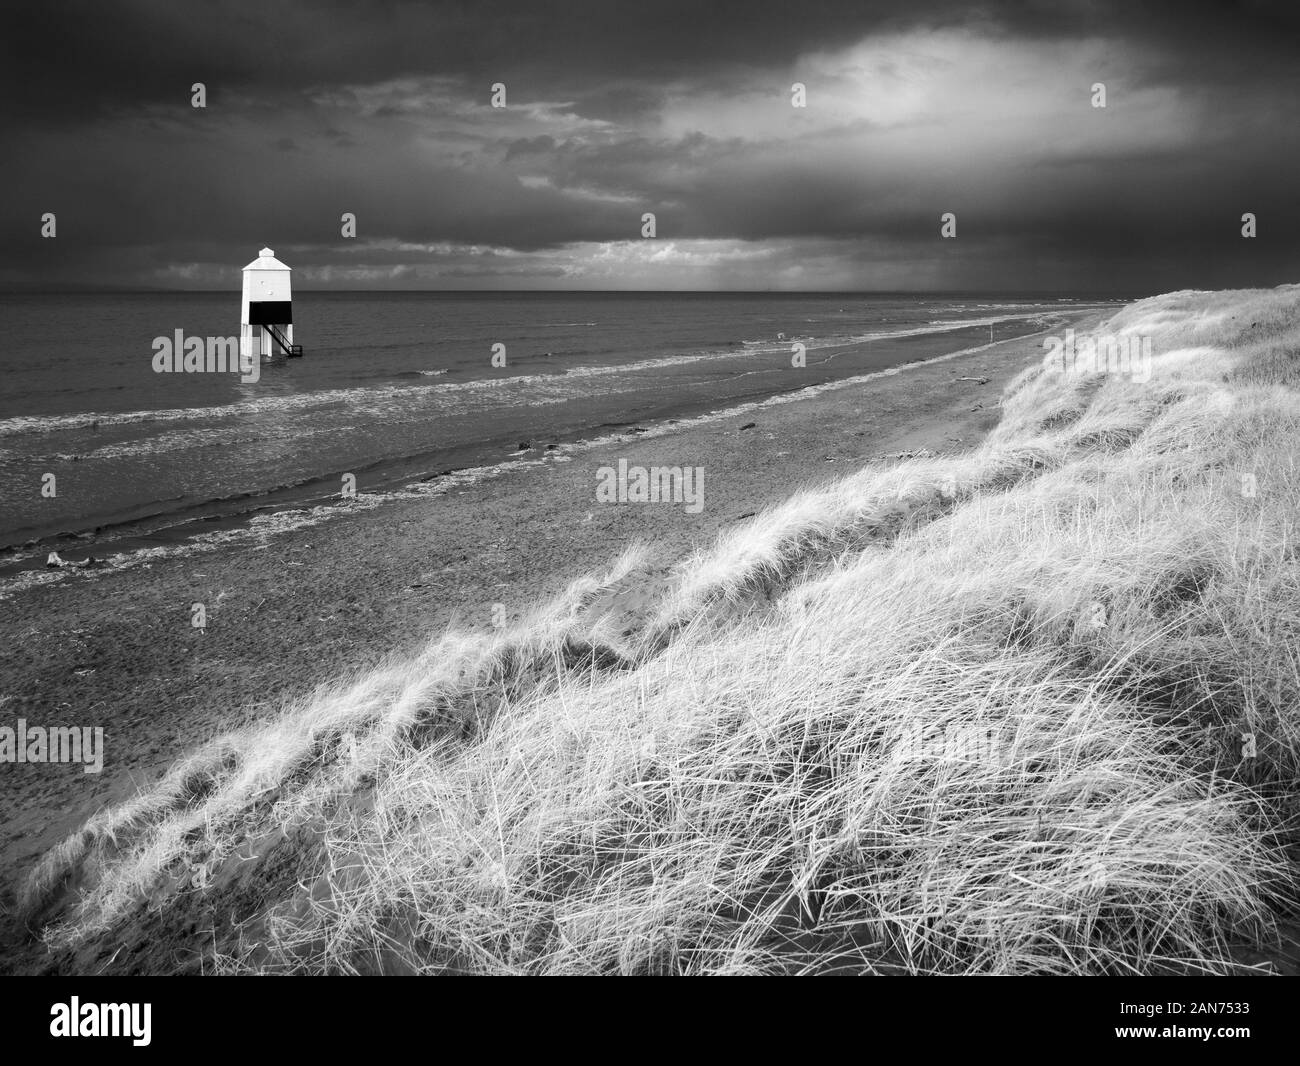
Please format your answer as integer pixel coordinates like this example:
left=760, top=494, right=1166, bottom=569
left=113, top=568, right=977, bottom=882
left=247, top=302, right=293, bottom=325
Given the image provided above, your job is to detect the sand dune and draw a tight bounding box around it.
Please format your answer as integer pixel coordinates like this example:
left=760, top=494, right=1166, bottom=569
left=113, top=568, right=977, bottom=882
left=17, top=285, right=1300, bottom=974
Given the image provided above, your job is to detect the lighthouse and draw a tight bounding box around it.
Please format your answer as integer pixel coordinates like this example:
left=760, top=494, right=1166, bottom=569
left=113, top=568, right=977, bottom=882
left=240, top=247, right=301, bottom=360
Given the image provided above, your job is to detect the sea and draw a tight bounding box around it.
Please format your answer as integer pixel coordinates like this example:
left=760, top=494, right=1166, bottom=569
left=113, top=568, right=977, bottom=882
left=0, top=291, right=1111, bottom=593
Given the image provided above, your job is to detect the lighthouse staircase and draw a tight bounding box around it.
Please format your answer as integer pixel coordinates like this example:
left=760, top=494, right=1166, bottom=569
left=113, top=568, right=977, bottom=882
left=265, top=324, right=303, bottom=358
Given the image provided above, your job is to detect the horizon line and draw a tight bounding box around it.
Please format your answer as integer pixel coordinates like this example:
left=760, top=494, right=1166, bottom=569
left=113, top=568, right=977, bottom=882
left=0, top=286, right=1153, bottom=298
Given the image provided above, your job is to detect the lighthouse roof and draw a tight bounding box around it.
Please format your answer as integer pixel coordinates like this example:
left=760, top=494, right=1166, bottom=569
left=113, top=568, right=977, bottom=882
left=242, top=247, right=291, bottom=271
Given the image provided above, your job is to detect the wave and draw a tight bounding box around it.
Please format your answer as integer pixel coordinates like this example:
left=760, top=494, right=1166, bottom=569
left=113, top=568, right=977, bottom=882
left=0, top=314, right=1056, bottom=440
left=0, top=322, right=1060, bottom=602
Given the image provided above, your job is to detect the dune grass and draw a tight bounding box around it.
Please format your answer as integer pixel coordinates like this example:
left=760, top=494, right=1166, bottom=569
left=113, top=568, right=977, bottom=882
left=18, top=285, right=1300, bottom=974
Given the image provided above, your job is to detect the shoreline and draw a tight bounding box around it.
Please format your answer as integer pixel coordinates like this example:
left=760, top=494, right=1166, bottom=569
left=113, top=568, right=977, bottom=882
left=0, top=312, right=1096, bottom=597
left=0, top=309, right=1108, bottom=972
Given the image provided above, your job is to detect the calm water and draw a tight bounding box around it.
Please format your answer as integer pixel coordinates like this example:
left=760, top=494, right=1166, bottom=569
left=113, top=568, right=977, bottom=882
left=0, top=291, right=1095, bottom=569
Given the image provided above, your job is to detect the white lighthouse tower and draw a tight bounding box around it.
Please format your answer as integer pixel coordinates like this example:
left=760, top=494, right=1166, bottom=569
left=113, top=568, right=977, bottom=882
left=240, top=247, right=300, bottom=360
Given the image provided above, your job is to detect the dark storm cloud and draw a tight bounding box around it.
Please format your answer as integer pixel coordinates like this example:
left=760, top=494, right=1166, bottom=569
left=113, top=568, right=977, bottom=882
left=2, top=0, right=915, bottom=123
left=7, top=0, right=1299, bottom=123
left=4, top=0, right=1300, bottom=290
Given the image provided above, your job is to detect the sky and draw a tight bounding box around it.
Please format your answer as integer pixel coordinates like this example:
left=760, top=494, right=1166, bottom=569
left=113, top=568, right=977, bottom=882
left=3, top=0, right=1298, bottom=292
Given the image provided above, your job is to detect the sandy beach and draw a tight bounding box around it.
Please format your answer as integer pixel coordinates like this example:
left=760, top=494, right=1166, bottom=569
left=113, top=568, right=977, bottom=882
left=0, top=312, right=1106, bottom=972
